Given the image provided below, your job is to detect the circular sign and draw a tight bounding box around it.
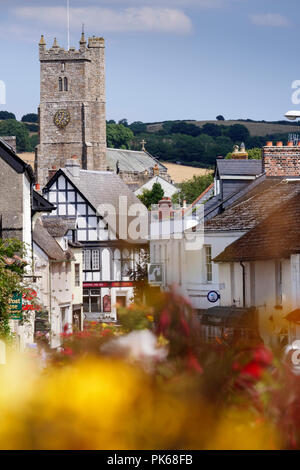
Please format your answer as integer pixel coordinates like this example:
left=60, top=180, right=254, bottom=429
left=54, top=109, right=71, bottom=128
left=207, top=291, right=220, bottom=303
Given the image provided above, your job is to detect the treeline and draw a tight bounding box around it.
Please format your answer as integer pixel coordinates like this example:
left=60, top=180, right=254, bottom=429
left=108, top=119, right=294, bottom=168
left=0, top=111, right=296, bottom=161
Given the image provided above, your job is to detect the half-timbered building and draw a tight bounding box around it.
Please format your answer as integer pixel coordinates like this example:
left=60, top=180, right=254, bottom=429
left=43, top=157, right=148, bottom=323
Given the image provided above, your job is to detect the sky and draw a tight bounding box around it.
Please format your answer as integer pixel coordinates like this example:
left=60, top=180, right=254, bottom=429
left=0, top=0, right=299, bottom=123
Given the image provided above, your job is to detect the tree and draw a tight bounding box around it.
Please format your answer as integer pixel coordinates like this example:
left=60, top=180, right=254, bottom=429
left=0, top=111, right=16, bottom=120
left=138, top=183, right=164, bottom=209
left=216, top=115, right=225, bottom=121
left=227, top=124, right=250, bottom=143
left=106, top=123, right=134, bottom=149
left=173, top=173, right=214, bottom=205
left=201, top=123, right=222, bottom=137
left=118, top=119, right=128, bottom=127
left=170, top=122, right=201, bottom=137
left=29, top=134, right=39, bottom=151
left=247, top=147, right=262, bottom=159
left=0, top=120, right=31, bottom=152
left=21, top=113, right=38, bottom=123
left=129, top=121, right=147, bottom=134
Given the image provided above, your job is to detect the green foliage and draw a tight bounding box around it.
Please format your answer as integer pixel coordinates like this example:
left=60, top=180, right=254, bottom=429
left=24, top=123, right=39, bottom=132
left=216, top=115, right=225, bottom=121
left=129, top=121, right=147, bottom=134
left=173, top=173, right=214, bottom=205
left=0, top=239, right=26, bottom=339
left=106, top=123, right=134, bottom=149
left=21, top=113, right=38, bottom=123
left=29, top=134, right=39, bottom=151
left=247, top=147, right=262, bottom=159
left=0, top=111, right=16, bottom=120
left=0, top=119, right=31, bottom=152
left=138, top=182, right=164, bottom=209
left=201, top=123, right=222, bottom=137
left=226, top=124, right=250, bottom=142
left=170, top=122, right=201, bottom=137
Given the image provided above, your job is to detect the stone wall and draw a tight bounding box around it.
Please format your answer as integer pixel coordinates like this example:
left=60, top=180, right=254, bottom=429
left=1, top=136, right=17, bottom=153
left=0, top=157, right=23, bottom=241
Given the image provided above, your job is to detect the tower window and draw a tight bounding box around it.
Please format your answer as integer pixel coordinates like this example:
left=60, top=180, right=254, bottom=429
left=64, top=77, right=68, bottom=91
left=61, top=62, right=65, bottom=72
left=59, top=77, right=63, bottom=92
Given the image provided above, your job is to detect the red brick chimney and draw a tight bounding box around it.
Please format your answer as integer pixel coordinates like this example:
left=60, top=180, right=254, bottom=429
left=263, top=141, right=300, bottom=177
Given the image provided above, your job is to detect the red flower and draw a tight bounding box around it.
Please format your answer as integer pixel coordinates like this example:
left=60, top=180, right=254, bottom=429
left=61, top=347, right=74, bottom=356
left=180, top=315, right=190, bottom=337
left=252, top=346, right=273, bottom=366
left=157, top=309, right=171, bottom=335
left=187, top=352, right=203, bottom=374
left=241, top=361, right=264, bottom=380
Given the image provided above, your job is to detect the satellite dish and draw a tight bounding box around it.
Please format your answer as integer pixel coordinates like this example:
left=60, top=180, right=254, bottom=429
left=285, top=110, right=300, bottom=121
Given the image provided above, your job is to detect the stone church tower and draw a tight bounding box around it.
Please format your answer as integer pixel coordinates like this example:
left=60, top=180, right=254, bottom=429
left=35, top=33, right=107, bottom=187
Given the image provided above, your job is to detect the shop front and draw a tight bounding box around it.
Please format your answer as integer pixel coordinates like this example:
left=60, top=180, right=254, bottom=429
left=83, top=281, right=134, bottom=324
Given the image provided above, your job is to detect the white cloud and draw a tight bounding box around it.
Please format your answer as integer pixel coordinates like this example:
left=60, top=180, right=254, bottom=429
left=250, top=13, right=290, bottom=28
left=14, top=6, right=193, bottom=34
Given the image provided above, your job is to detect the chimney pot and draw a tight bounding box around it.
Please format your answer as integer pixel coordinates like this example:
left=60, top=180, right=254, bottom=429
left=276, top=141, right=283, bottom=147
left=266, top=141, right=273, bottom=147
left=287, top=141, right=294, bottom=147
left=35, top=183, right=40, bottom=191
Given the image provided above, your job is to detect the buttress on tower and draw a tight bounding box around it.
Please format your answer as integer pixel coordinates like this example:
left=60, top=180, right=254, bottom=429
left=35, top=33, right=107, bottom=187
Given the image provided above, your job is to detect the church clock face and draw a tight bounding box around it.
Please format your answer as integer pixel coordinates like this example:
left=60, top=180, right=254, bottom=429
left=54, top=109, right=71, bottom=128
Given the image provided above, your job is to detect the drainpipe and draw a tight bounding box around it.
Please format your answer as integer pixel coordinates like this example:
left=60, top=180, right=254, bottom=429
left=240, top=261, right=246, bottom=307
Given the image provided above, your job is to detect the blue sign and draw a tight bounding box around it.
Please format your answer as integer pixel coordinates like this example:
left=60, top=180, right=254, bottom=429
left=207, top=291, right=220, bottom=303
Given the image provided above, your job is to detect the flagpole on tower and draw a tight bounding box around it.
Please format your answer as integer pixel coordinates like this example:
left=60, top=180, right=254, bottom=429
left=67, top=0, right=70, bottom=50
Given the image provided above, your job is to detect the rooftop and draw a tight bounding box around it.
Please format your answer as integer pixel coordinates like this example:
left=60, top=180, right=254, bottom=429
left=205, top=179, right=300, bottom=232
left=214, top=191, right=300, bottom=262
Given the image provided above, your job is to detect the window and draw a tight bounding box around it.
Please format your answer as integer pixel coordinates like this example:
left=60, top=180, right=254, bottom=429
left=92, top=250, right=100, bottom=270
left=61, top=62, right=65, bottom=72
left=83, top=289, right=101, bottom=313
left=205, top=245, right=212, bottom=282
left=75, top=264, right=80, bottom=287
left=83, top=250, right=91, bottom=270
left=64, top=77, right=68, bottom=91
left=59, top=77, right=63, bottom=92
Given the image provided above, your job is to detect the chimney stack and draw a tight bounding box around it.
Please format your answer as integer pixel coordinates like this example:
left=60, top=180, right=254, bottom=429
left=263, top=142, right=300, bottom=177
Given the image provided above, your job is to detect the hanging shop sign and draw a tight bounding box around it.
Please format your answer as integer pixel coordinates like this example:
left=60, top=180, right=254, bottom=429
left=9, top=292, right=23, bottom=320
left=103, top=295, right=112, bottom=313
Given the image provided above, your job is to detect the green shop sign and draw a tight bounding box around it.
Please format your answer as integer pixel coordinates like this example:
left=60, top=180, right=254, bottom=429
left=8, top=292, right=23, bottom=320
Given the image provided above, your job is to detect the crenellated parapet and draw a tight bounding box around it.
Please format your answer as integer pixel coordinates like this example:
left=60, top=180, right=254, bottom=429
left=39, top=34, right=105, bottom=61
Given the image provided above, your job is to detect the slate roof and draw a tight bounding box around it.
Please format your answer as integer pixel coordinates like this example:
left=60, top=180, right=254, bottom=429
left=62, top=168, right=142, bottom=212
left=216, top=159, right=263, bottom=177
left=135, top=175, right=179, bottom=198
left=33, top=219, right=74, bottom=262
left=214, top=191, right=300, bottom=262
left=32, top=190, right=56, bottom=215
left=42, top=217, right=73, bottom=237
left=106, top=148, right=167, bottom=173
left=205, top=179, right=300, bottom=232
